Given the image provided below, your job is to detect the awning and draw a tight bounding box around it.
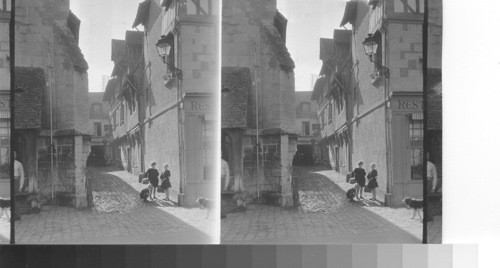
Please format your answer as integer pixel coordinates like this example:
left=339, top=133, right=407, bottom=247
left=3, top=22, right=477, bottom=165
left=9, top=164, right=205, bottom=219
left=132, top=0, right=151, bottom=28
left=161, top=0, right=174, bottom=9
left=340, top=0, right=358, bottom=27
left=319, top=38, right=334, bottom=61
left=103, top=77, right=119, bottom=103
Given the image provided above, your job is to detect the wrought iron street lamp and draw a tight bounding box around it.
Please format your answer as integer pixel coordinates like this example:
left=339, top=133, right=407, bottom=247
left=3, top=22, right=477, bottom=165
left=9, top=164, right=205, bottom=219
left=155, top=35, right=183, bottom=80
left=362, top=33, right=390, bottom=78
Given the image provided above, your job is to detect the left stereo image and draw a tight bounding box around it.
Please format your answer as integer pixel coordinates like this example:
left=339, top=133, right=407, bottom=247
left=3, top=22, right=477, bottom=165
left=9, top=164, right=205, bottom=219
left=9, top=0, right=219, bottom=244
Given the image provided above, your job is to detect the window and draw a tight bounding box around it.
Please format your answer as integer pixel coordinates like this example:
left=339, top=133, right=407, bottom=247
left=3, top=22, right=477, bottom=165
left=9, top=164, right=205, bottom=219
left=94, top=122, right=102, bottom=137
left=262, top=144, right=279, bottom=163
left=104, top=124, right=112, bottom=133
left=320, top=109, right=325, bottom=127
left=328, top=101, right=333, bottom=124
left=1, top=0, right=11, bottom=12
left=92, top=103, right=102, bottom=114
left=312, top=123, right=320, bottom=133
left=302, top=122, right=310, bottom=136
left=410, top=119, right=423, bottom=180
left=300, top=102, right=311, bottom=112
left=120, top=104, right=124, bottom=124
left=112, top=110, right=117, bottom=127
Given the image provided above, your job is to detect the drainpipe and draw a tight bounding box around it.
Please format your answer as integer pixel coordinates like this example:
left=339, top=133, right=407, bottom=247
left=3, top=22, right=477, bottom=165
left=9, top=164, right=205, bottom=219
left=253, top=41, right=260, bottom=199
left=383, top=30, right=393, bottom=201
left=47, top=43, right=54, bottom=201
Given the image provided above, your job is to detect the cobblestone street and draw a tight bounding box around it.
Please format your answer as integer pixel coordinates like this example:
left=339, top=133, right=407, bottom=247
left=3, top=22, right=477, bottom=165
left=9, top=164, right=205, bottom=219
left=14, top=167, right=217, bottom=244
left=221, top=166, right=422, bottom=244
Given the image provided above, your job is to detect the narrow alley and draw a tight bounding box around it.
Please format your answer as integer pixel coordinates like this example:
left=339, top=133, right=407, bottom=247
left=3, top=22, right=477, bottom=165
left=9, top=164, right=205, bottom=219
left=221, top=166, right=422, bottom=244
left=14, top=167, right=216, bottom=244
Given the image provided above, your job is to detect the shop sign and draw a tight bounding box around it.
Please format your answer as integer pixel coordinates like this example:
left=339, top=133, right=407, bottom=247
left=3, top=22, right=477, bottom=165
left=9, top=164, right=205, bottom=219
left=185, top=97, right=214, bottom=114
left=392, top=97, right=423, bottom=112
left=0, top=98, right=9, bottom=110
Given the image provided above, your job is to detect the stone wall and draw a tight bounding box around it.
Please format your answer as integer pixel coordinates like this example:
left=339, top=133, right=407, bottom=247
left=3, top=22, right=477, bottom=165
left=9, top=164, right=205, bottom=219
left=15, top=0, right=91, bottom=207
left=222, top=0, right=296, bottom=206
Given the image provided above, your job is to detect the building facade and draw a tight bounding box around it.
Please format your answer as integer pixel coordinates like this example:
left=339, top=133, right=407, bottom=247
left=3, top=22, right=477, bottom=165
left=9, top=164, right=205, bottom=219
left=88, top=92, right=112, bottom=166
left=313, top=0, right=425, bottom=206
left=104, top=0, right=218, bottom=206
left=293, top=91, right=323, bottom=166
left=0, top=0, right=11, bottom=197
left=14, top=0, right=91, bottom=208
left=221, top=0, right=297, bottom=207
left=104, top=32, right=144, bottom=175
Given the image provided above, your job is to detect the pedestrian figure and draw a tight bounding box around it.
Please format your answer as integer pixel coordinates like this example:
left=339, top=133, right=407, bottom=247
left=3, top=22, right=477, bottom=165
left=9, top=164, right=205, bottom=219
left=221, top=157, right=230, bottom=192
left=145, top=161, right=159, bottom=200
left=160, top=163, right=172, bottom=201
left=367, top=163, right=379, bottom=200
left=352, top=161, right=366, bottom=199
left=14, top=151, right=26, bottom=193
left=426, top=153, right=438, bottom=221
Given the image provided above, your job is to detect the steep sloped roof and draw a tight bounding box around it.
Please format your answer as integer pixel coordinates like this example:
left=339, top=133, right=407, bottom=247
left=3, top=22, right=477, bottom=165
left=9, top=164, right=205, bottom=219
left=54, top=23, right=88, bottom=73
left=261, top=23, right=295, bottom=73
left=132, top=0, right=151, bottom=28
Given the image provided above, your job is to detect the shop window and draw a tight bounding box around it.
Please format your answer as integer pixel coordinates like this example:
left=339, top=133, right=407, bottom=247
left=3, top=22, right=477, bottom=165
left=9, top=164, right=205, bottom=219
left=410, top=119, right=423, bottom=180
left=202, top=116, right=214, bottom=180
left=302, top=122, right=310, bottom=136
left=94, top=122, right=102, bottom=137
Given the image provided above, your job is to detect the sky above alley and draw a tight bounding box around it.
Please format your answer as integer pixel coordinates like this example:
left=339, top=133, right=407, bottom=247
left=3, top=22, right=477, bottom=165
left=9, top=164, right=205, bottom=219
left=277, top=0, right=347, bottom=91
left=71, top=0, right=141, bottom=92
left=71, top=0, right=347, bottom=93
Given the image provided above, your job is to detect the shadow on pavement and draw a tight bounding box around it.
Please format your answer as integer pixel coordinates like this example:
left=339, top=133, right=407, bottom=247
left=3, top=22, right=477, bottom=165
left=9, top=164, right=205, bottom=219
left=221, top=165, right=422, bottom=244
left=15, top=166, right=215, bottom=244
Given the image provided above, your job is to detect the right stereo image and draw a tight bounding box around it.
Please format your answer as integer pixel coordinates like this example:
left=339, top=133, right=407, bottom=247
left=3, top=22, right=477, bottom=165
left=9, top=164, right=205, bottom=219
left=220, top=0, right=441, bottom=244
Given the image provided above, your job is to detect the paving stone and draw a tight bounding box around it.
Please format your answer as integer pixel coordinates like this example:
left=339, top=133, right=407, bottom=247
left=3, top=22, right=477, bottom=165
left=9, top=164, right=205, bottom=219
left=15, top=167, right=216, bottom=244
left=222, top=166, right=423, bottom=244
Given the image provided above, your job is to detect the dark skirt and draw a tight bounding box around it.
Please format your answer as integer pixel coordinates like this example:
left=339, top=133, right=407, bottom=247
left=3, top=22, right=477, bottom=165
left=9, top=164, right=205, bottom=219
left=160, top=179, right=171, bottom=189
left=149, top=177, right=159, bottom=187
left=356, top=177, right=366, bottom=187
left=367, top=178, right=378, bottom=189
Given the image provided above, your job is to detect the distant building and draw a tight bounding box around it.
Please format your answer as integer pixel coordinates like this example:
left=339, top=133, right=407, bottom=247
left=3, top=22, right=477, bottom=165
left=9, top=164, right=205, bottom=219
left=87, top=92, right=112, bottom=166
left=0, top=0, right=11, bottom=197
left=293, top=91, right=324, bottom=166
left=14, top=0, right=91, bottom=207
left=312, top=0, right=425, bottom=206
left=221, top=0, right=297, bottom=207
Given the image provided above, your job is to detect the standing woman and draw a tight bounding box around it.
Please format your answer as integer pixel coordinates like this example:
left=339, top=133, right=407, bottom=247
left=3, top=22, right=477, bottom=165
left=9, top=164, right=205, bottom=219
left=160, top=163, right=172, bottom=201
left=353, top=161, right=367, bottom=199
left=367, top=163, right=379, bottom=200
left=146, top=161, right=160, bottom=200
